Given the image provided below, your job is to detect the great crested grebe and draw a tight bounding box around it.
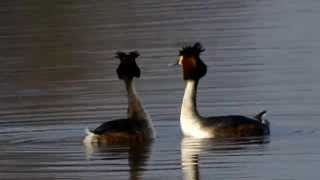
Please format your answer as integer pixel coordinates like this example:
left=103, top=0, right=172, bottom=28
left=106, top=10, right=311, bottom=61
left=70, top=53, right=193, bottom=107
left=177, top=42, right=270, bottom=138
left=83, top=51, right=155, bottom=144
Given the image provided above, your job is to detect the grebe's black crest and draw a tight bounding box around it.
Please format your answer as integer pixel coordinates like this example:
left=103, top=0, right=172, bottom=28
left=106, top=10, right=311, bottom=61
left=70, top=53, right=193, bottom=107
left=179, top=42, right=205, bottom=57
left=116, top=51, right=141, bottom=80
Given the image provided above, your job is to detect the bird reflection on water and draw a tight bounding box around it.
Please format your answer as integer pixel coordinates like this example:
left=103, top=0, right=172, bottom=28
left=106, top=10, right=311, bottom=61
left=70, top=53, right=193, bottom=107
left=84, top=141, right=153, bottom=180
left=181, top=137, right=269, bottom=180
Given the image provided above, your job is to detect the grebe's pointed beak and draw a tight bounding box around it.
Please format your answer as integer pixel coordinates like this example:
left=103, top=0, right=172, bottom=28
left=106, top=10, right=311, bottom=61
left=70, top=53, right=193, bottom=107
left=177, top=56, right=183, bottom=65
left=168, top=56, right=183, bottom=67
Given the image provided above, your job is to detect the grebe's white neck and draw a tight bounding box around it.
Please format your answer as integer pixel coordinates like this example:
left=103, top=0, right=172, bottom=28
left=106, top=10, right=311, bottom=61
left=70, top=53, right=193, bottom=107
left=125, top=79, right=148, bottom=120
left=181, top=80, right=201, bottom=120
left=180, top=80, right=211, bottom=138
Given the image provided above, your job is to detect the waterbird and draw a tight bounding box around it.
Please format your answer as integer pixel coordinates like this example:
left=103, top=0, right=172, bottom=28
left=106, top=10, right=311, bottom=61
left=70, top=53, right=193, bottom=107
left=176, top=42, right=270, bottom=138
left=83, top=51, right=155, bottom=144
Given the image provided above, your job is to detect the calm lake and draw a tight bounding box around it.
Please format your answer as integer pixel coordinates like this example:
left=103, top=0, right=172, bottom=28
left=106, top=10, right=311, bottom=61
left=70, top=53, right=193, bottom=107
left=0, top=0, right=320, bottom=179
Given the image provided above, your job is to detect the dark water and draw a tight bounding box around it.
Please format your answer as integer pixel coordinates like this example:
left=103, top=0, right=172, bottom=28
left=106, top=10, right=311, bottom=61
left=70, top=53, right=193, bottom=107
left=1, top=0, right=320, bottom=179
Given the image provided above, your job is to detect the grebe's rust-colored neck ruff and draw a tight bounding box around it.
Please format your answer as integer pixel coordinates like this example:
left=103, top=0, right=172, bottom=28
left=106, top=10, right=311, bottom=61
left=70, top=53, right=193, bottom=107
left=178, top=43, right=207, bottom=81
left=178, top=43, right=270, bottom=138
left=116, top=51, right=140, bottom=80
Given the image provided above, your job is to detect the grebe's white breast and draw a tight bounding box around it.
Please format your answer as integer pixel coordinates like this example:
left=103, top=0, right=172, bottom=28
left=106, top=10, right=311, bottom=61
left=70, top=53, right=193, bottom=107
left=180, top=116, right=214, bottom=138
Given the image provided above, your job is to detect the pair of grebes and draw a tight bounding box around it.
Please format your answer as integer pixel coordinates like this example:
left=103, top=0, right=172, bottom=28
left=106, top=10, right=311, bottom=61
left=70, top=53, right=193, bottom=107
left=83, top=43, right=270, bottom=144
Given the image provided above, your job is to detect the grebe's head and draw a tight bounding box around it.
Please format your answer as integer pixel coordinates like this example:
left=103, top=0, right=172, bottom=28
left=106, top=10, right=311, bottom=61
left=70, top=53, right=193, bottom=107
left=177, top=42, right=207, bottom=80
left=116, top=51, right=141, bottom=80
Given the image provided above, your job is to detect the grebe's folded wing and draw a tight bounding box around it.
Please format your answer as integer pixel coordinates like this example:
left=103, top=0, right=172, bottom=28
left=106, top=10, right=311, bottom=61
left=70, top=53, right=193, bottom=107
left=92, top=119, right=146, bottom=134
left=202, top=115, right=268, bottom=136
left=203, top=115, right=261, bottom=128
